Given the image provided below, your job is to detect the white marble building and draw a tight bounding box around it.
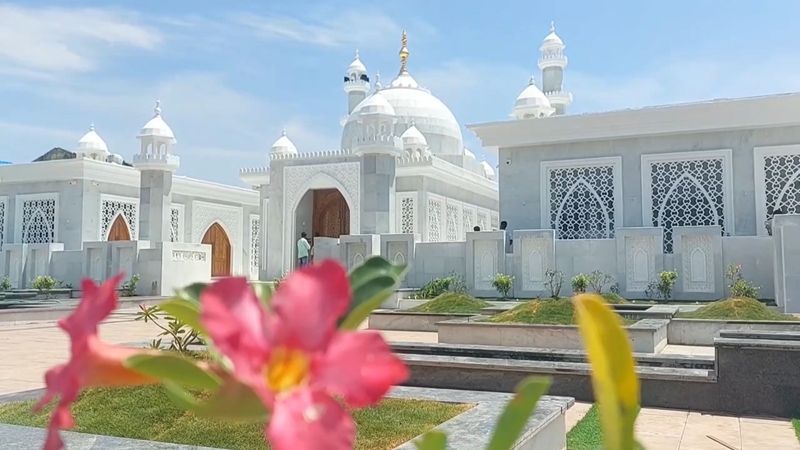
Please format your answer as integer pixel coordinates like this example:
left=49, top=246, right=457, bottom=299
left=0, top=32, right=499, bottom=290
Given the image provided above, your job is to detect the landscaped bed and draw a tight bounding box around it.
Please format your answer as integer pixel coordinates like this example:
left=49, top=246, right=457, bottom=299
left=487, top=294, right=630, bottom=326
left=408, top=292, right=490, bottom=314
left=677, top=297, right=798, bottom=321
left=0, top=386, right=470, bottom=450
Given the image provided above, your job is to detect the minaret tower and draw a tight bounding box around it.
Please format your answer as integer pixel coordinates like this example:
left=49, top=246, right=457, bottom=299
left=134, top=100, right=179, bottom=242
left=538, top=21, right=572, bottom=115
left=344, top=49, right=369, bottom=114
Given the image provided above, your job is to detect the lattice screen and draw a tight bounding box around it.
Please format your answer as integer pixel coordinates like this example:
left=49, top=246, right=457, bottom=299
left=446, top=203, right=459, bottom=241
left=22, top=198, right=57, bottom=243
left=762, top=152, right=800, bottom=221
left=169, top=207, right=181, bottom=242
left=649, top=158, right=725, bottom=252
left=400, top=197, right=415, bottom=234
left=0, top=199, right=5, bottom=247
left=427, top=198, right=443, bottom=242
left=250, top=216, right=260, bottom=271
left=101, top=198, right=137, bottom=239
left=547, top=165, right=616, bottom=239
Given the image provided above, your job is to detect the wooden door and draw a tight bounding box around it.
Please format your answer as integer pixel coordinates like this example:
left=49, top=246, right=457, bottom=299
left=201, top=223, right=231, bottom=277
left=313, top=189, right=350, bottom=238
left=107, top=215, right=131, bottom=241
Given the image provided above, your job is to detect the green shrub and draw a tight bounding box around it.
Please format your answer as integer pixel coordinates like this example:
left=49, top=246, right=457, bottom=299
left=0, top=277, right=11, bottom=292
left=678, top=297, right=797, bottom=321
left=646, top=271, right=678, bottom=302
left=544, top=269, right=564, bottom=298
left=31, top=275, right=57, bottom=295
left=725, top=264, right=760, bottom=299
left=415, top=273, right=466, bottom=299
left=571, top=273, right=589, bottom=293
left=491, top=273, right=514, bottom=298
left=588, top=270, right=614, bottom=294
left=120, top=274, right=140, bottom=297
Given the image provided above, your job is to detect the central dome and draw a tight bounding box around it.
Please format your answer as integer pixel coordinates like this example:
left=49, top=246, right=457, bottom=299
left=342, top=73, right=464, bottom=156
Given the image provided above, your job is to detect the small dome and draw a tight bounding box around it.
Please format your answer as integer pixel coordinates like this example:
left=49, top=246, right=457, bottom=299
left=542, top=21, right=563, bottom=46
left=108, top=153, right=124, bottom=164
left=390, top=72, right=419, bottom=89
left=347, top=50, right=367, bottom=74
left=139, top=101, right=176, bottom=141
left=77, top=124, right=109, bottom=155
left=401, top=123, right=427, bottom=147
left=271, top=129, right=298, bottom=156
left=464, top=148, right=476, bottom=160
left=356, top=91, right=396, bottom=116
left=513, top=77, right=554, bottom=119
left=481, top=161, right=496, bottom=180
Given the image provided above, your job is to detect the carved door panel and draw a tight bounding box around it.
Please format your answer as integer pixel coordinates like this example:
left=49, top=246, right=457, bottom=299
left=313, top=189, right=350, bottom=238
left=202, top=223, right=231, bottom=277
left=107, top=215, right=131, bottom=241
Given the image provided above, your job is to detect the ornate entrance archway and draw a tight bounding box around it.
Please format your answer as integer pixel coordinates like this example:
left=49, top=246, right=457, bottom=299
left=313, top=189, right=350, bottom=238
left=202, top=222, right=231, bottom=277
left=107, top=214, right=131, bottom=241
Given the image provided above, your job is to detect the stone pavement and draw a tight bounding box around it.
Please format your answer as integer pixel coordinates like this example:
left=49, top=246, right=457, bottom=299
left=0, top=309, right=797, bottom=449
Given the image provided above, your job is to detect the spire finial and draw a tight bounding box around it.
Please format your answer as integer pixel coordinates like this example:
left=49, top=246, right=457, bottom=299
left=410, top=119, right=416, bottom=127
left=154, top=99, right=161, bottom=117
left=549, top=21, right=555, bottom=33
left=281, top=128, right=287, bottom=137
left=374, top=71, right=382, bottom=90
left=529, top=75, right=536, bottom=85
left=89, top=122, right=95, bottom=132
left=355, top=48, right=360, bottom=59
left=398, top=30, right=409, bottom=75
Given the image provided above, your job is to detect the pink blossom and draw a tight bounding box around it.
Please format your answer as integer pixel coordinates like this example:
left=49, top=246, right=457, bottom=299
left=201, top=260, right=408, bottom=450
left=35, top=275, right=156, bottom=450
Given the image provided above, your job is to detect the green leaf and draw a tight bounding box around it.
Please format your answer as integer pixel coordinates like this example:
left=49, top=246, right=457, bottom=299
left=251, top=282, right=273, bottom=308
left=340, top=256, right=408, bottom=330
left=174, top=282, right=207, bottom=304
left=125, top=353, right=222, bottom=390
left=192, top=378, right=268, bottom=422
left=486, top=377, right=551, bottom=450
left=162, top=380, right=202, bottom=410
left=158, top=298, right=204, bottom=334
left=414, top=430, right=447, bottom=450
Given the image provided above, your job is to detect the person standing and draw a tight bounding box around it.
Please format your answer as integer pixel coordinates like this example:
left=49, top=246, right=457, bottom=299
left=297, top=232, right=311, bottom=267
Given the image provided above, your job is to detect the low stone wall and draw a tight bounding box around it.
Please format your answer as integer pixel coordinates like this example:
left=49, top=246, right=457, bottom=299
left=438, top=317, right=669, bottom=353
left=368, top=311, right=477, bottom=332
left=667, top=318, right=800, bottom=346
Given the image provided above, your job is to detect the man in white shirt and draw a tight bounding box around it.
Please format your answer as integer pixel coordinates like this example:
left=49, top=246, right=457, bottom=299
left=297, top=232, right=311, bottom=267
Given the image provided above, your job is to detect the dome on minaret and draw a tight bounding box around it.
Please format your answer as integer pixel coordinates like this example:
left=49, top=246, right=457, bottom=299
left=346, top=50, right=367, bottom=75
left=541, top=21, right=564, bottom=46
left=401, top=122, right=427, bottom=147
left=77, top=124, right=109, bottom=159
left=512, top=76, right=555, bottom=119
left=139, top=100, right=176, bottom=142
left=270, top=129, right=298, bottom=156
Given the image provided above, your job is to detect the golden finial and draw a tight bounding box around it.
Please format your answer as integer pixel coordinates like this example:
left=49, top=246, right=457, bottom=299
left=398, top=30, right=409, bottom=74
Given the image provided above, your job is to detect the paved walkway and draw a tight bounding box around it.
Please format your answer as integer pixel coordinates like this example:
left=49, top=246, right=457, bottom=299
left=0, top=310, right=797, bottom=449
left=566, top=401, right=799, bottom=450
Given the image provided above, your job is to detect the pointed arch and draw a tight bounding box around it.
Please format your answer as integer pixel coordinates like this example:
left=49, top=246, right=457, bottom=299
left=106, top=213, right=132, bottom=241
left=202, top=222, right=232, bottom=277
left=555, top=178, right=611, bottom=239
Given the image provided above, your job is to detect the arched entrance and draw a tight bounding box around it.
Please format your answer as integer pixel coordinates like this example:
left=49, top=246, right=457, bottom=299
left=313, top=189, right=350, bottom=238
left=202, top=222, right=231, bottom=277
left=107, top=215, right=131, bottom=241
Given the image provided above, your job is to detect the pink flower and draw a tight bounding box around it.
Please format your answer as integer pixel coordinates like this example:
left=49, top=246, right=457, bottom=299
left=201, top=260, right=408, bottom=450
left=35, top=274, right=156, bottom=450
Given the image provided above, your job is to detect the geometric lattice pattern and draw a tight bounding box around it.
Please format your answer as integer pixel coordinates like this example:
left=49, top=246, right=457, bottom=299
left=249, top=216, right=260, bottom=271
left=0, top=199, right=5, bottom=247
left=170, top=207, right=181, bottom=242
left=446, top=203, right=459, bottom=241
left=763, top=152, right=800, bottom=221
left=548, top=165, right=616, bottom=239
left=101, top=199, right=137, bottom=240
left=462, top=207, right=475, bottom=237
left=22, top=198, right=57, bottom=243
left=427, top=198, right=442, bottom=242
left=400, top=197, right=415, bottom=234
left=649, top=158, right=725, bottom=253
left=477, top=211, right=489, bottom=232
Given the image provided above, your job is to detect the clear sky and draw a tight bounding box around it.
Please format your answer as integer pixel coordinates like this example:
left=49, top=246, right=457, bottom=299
left=2, top=1, right=800, bottom=184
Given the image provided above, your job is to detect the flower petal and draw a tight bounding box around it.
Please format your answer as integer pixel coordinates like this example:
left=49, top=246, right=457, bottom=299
left=267, top=388, right=355, bottom=450
left=269, top=260, right=350, bottom=352
left=60, top=274, right=124, bottom=345
left=313, top=331, right=408, bottom=407
left=200, top=277, right=270, bottom=388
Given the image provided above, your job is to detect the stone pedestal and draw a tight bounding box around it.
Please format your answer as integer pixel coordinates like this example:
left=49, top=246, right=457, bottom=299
left=774, top=215, right=800, bottom=313
left=512, top=229, right=555, bottom=298
left=466, top=231, right=506, bottom=297
left=673, top=226, right=723, bottom=301
left=615, top=227, right=664, bottom=299
left=339, top=234, right=380, bottom=271
left=380, top=234, right=415, bottom=287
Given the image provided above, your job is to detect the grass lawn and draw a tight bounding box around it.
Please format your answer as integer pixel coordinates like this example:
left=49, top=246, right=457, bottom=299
left=487, top=294, right=631, bottom=326
left=407, top=292, right=490, bottom=314
left=677, top=297, right=799, bottom=321
left=793, top=417, right=800, bottom=442
left=0, top=386, right=470, bottom=449
left=567, top=405, right=646, bottom=450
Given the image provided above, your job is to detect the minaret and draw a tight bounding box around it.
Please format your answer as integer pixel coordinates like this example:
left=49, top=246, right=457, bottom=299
left=344, top=49, right=369, bottom=114
left=134, top=100, right=179, bottom=242
left=538, top=21, right=572, bottom=115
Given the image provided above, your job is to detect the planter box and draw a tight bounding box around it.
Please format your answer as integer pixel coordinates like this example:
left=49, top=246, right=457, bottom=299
left=438, top=316, right=669, bottom=353
left=668, top=318, right=800, bottom=346
left=368, top=310, right=477, bottom=332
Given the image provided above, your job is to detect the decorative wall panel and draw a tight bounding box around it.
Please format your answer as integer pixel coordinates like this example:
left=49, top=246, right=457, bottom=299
left=680, top=234, right=715, bottom=293
left=15, top=193, right=58, bottom=244
left=0, top=197, right=6, bottom=247
left=249, top=215, right=260, bottom=273
left=473, top=239, right=497, bottom=291
left=754, top=145, right=800, bottom=235
left=427, top=196, right=444, bottom=242
left=100, top=194, right=138, bottom=240
left=519, top=236, right=552, bottom=291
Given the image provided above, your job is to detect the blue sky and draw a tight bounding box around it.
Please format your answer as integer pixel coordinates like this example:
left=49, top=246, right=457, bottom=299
left=2, top=1, right=800, bottom=184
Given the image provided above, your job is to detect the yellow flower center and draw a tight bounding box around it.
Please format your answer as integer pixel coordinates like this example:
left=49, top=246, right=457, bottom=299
left=265, top=347, right=310, bottom=392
